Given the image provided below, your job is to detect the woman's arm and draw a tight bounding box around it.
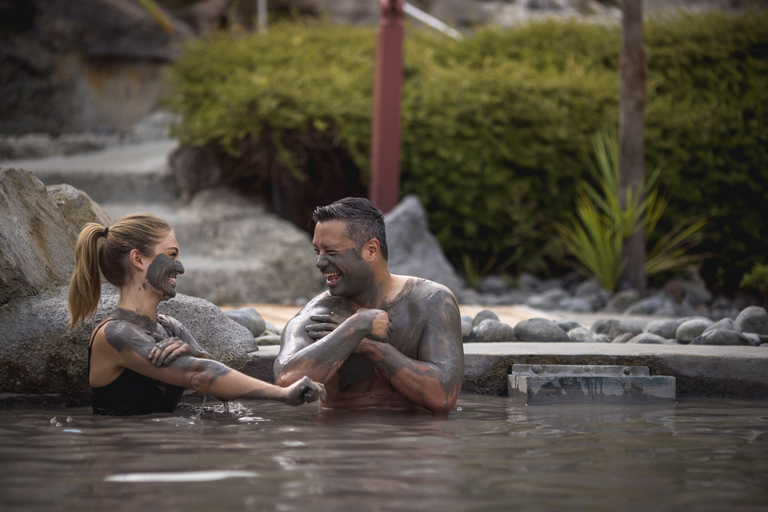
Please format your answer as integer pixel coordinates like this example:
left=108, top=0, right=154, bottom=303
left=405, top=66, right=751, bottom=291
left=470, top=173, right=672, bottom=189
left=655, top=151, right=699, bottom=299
left=99, top=322, right=324, bottom=405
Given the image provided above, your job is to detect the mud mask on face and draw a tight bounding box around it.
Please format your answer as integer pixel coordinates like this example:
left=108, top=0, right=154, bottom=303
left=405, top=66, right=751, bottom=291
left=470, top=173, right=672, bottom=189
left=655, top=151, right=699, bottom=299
left=146, top=254, right=184, bottom=297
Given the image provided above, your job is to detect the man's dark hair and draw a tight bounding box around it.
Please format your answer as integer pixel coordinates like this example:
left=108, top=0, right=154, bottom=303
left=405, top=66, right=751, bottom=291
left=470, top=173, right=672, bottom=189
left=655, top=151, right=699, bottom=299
left=312, top=197, right=389, bottom=261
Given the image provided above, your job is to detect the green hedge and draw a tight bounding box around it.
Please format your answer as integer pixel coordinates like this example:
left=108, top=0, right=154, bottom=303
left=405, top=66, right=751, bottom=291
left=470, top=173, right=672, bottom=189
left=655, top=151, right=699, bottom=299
left=165, top=12, right=768, bottom=289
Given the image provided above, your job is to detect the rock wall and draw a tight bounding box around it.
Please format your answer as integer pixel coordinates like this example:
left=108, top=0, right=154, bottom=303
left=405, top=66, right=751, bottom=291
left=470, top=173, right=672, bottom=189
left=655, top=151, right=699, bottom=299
left=0, top=168, right=80, bottom=304
left=0, top=0, right=193, bottom=135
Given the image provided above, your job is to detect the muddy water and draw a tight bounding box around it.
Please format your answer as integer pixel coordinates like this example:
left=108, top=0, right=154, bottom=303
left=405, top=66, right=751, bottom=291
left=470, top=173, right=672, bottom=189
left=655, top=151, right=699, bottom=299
left=1, top=394, right=767, bottom=511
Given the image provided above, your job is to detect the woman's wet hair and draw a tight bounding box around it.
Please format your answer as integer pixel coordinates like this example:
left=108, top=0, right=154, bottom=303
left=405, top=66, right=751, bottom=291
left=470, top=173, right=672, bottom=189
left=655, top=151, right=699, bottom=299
left=311, top=197, right=388, bottom=261
left=67, top=213, right=172, bottom=328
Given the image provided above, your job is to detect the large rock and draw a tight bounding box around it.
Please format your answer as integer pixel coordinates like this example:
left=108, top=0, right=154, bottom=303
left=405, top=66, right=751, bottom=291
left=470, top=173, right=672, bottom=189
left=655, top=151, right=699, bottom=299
left=0, top=0, right=193, bottom=135
left=0, top=284, right=255, bottom=405
left=735, top=306, right=768, bottom=335
left=470, top=319, right=516, bottom=343
left=171, top=188, right=325, bottom=304
left=47, top=183, right=113, bottom=235
left=514, top=318, right=570, bottom=342
left=384, top=195, right=463, bottom=295
left=0, top=168, right=77, bottom=304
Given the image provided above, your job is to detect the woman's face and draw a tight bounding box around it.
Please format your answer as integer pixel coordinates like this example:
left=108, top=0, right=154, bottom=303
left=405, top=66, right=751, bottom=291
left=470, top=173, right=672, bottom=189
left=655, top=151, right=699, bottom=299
left=145, top=231, right=184, bottom=299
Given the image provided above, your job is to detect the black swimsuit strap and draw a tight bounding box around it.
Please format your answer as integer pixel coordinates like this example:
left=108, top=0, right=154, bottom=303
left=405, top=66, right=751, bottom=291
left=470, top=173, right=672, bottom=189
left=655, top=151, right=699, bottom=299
left=87, top=318, right=116, bottom=378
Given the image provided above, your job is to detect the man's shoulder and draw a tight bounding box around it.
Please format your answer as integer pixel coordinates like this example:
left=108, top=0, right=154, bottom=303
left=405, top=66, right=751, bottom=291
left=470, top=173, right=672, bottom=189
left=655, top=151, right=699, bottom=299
left=400, top=276, right=455, bottom=301
left=293, top=292, right=356, bottom=320
left=394, top=276, right=458, bottom=313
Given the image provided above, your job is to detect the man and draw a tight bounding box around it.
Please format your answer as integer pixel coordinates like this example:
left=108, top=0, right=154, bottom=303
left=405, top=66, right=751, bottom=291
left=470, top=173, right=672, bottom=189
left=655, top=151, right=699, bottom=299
left=274, top=197, right=464, bottom=414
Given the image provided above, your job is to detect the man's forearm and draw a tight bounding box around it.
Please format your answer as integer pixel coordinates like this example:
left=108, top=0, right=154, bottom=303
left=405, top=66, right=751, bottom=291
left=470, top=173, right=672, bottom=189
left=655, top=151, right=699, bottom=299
left=358, top=341, right=461, bottom=414
left=275, top=316, right=371, bottom=386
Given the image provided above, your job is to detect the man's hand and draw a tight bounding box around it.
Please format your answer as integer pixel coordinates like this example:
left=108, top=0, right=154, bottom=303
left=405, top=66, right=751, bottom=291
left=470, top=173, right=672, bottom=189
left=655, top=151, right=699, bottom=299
left=282, top=376, right=327, bottom=406
left=305, top=310, right=348, bottom=340
left=148, top=336, right=202, bottom=366
left=356, top=308, right=393, bottom=341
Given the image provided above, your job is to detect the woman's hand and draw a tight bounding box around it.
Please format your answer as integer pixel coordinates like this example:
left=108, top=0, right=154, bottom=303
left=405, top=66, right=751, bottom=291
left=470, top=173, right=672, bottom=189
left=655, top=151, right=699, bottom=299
left=148, top=337, right=203, bottom=366
left=282, top=376, right=327, bottom=406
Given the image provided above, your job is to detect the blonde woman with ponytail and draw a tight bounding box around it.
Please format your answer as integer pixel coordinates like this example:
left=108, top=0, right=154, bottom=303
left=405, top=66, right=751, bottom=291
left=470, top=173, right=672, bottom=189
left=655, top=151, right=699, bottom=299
left=69, top=213, right=324, bottom=416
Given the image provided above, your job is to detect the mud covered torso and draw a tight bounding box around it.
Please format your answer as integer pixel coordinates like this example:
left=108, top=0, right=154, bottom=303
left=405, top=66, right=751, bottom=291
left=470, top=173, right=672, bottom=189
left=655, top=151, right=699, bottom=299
left=88, top=316, right=185, bottom=416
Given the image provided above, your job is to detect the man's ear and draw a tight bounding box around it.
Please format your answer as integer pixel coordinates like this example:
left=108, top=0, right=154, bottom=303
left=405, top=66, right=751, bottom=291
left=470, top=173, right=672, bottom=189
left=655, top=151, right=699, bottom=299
left=363, top=238, right=380, bottom=262
left=128, top=249, right=145, bottom=270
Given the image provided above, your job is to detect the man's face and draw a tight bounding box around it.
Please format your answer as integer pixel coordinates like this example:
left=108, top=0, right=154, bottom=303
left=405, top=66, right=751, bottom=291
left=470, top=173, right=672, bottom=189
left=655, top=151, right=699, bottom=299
left=145, top=232, right=185, bottom=299
left=312, top=220, right=374, bottom=300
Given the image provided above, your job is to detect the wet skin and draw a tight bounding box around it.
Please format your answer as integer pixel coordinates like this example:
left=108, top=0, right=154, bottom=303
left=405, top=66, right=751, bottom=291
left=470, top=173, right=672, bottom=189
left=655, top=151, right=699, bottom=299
left=91, top=308, right=324, bottom=405
left=275, top=222, right=464, bottom=414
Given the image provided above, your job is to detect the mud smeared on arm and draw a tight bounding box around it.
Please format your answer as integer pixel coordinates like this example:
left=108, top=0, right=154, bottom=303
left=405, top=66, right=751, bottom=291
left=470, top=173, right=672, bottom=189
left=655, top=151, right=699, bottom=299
left=357, top=279, right=464, bottom=414
left=274, top=294, right=382, bottom=387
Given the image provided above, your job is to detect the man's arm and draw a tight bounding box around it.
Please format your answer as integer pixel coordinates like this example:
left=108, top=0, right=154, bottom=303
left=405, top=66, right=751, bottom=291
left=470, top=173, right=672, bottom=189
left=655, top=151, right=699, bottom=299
left=274, top=297, right=391, bottom=387
left=101, top=322, right=324, bottom=405
left=357, top=286, right=464, bottom=414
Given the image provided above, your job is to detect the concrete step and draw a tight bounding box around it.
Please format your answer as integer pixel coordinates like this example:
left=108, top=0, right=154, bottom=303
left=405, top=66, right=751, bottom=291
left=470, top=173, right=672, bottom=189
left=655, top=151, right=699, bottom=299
left=1, top=140, right=178, bottom=204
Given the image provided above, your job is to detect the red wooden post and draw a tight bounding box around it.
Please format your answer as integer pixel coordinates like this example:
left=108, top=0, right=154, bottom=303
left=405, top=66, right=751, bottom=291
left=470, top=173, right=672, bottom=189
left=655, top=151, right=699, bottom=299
left=369, top=0, right=404, bottom=214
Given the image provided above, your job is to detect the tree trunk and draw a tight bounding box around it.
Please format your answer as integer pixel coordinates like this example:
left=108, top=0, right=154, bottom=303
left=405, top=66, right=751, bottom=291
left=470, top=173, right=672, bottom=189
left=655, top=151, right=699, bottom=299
left=619, top=0, right=647, bottom=294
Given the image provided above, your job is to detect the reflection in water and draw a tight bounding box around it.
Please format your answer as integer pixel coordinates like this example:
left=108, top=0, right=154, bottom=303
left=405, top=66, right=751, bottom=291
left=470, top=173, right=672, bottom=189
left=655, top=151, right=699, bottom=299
left=1, top=395, right=767, bottom=511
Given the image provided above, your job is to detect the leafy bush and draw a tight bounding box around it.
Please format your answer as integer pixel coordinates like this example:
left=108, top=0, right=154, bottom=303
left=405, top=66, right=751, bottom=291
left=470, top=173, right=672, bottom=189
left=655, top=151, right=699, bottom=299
left=555, top=130, right=707, bottom=292
left=165, top=12, right=768, bottom=288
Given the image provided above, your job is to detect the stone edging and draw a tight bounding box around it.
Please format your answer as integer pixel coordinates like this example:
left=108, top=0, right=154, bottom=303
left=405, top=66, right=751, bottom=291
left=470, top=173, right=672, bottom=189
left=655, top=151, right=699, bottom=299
left=246, top=344, right=768, bottom=400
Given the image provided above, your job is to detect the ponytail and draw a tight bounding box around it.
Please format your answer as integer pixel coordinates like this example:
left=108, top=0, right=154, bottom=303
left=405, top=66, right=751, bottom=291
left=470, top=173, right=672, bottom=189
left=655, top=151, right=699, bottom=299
left=68, top=223, right=108, bottom=328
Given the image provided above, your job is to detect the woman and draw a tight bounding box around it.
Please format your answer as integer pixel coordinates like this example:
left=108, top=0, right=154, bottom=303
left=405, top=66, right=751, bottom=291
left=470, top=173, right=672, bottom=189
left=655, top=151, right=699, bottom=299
left=68, top=213, right=324, bottom=415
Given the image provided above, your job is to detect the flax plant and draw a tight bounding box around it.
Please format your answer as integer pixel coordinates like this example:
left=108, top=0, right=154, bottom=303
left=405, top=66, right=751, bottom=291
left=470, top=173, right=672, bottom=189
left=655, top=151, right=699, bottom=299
left=556, top=130, right=707, bottom=291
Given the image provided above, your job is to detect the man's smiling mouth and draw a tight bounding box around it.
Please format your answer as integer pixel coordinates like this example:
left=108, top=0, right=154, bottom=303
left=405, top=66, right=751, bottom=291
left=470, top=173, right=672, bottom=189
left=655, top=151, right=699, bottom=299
left=324, top=272, right=341, bottom=286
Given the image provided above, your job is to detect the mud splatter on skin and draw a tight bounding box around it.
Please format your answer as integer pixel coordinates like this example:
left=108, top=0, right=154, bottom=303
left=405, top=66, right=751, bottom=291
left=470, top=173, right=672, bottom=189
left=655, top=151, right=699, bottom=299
left=146, top=254, right=184, bottom=298
left=103, top=308, right=233, bottom=386
left=276, top=278, right=464, bottom=413
left=316, top=247, right=380, bottom=307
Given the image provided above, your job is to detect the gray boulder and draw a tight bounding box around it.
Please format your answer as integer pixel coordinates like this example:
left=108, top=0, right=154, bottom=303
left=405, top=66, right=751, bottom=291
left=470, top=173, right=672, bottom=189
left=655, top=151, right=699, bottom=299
left=676, top=317, right=714, bottom=344
left=606, top=289, right=641, bottom=312
left=591, top=318, right=619, bottom=336
left=568, top=327, right=610, bottom=343
left=627, top=333, right=677, bottom=345
left=623, top=294, right=670, bottom=315
left=1, top=0, right=193, bottom=135
left=525, top=288, right=570, bottom=309
left=0, top=284, right=255, bottom=404
left=573, top=280, right=605, bottom=297
left=557, top=320, right=582, bottom=333
left=172, top=188, right=325, bottom=304
left=612, top=332, right=635, bottom=344
left=254, top=333, right=282, bottom=346
left=477, top=275, right=508, bottom=295
left=690, top=330, right=754, bottom=346
left=472, top=309, right=500, bottom=327
left=224, top=308, right=267, bottom=338
left=514, top=318, right=569, bottom=342
left=592, top=318, right=649, bottom=340
left=556, top=297, right=594, bottom=313
left=384, top=195, right=463, bottom=295
left=47, top=183, right=113, bottom=234
left=471, top=319, right=516, bottom=343
left=735, top=306, right=768, bottom=335
left=1, top=168, right=77, bottom=304
left=644, top=318, right=686, bottom=340
left=461, top=318, right=473, bottom=342
left=703, top=318, right=739, bottom=334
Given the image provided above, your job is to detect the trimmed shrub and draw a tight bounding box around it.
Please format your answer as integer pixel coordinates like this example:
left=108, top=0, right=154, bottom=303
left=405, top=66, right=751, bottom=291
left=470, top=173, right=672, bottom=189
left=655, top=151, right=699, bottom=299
left=164, top=12, right=768, bottom=288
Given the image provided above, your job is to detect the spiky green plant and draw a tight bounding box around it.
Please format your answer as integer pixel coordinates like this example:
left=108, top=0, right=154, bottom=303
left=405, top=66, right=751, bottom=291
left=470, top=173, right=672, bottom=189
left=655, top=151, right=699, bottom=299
left=556, top=129, right=707, bottom=291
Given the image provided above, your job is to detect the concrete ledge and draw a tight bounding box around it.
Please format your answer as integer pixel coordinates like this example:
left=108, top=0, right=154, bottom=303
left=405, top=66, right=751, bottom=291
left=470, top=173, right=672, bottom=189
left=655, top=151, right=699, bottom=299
left=247, top=343, right=768, bottom=399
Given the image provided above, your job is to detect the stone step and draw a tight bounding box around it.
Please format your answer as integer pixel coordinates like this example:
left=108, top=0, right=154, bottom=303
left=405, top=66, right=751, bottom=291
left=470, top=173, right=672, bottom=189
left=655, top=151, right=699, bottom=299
left=1, top=140, right=178, bottom=204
